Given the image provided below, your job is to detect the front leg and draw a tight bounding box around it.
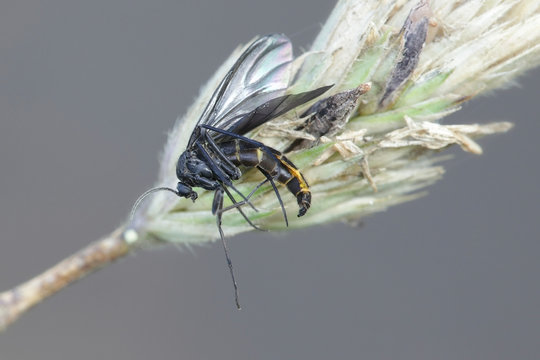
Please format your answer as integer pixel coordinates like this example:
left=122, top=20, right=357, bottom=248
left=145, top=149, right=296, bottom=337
left=200, top=128, right=242, bottom=180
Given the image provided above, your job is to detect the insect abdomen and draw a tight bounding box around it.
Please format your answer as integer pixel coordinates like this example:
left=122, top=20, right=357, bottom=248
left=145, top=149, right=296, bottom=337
left=220, top=140, right=311, bottom=217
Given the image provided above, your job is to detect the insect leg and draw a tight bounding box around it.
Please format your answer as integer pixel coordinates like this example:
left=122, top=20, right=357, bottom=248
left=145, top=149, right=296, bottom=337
left=202, top=125, right=310, bottom=220
left=200, top=128, right=242, bottom=179
left=196, top=142, right=257, bottom=212
left=214, top=187, right=241, bottom=310
left=200, top=124, right=281, bottom=163
left=195, top=142, right=234, bottom=186
left=219, top=178, right=269, bottom=214
left=212, top=187, right=224, bottom=215
left=221, top=186, right=264, bottom=231
left=200, top=127, right=284, bottom=219
left=257, top=167, right=289, bottom=227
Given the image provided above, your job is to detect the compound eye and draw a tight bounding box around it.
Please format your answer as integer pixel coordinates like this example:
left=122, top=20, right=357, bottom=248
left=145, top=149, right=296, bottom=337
left=176, top=182, right=198, bottom=202
left=176, top=183, right=193, bottom=197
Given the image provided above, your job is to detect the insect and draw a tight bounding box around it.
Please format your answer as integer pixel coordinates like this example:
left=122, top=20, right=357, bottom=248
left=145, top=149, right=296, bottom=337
left=131, top=34, right=332, bottom=308
left=284, top=84, right=370, bottom=152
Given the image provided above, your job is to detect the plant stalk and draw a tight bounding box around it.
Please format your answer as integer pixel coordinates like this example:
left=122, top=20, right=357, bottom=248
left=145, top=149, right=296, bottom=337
left=0, top=227, right=130, bottom=332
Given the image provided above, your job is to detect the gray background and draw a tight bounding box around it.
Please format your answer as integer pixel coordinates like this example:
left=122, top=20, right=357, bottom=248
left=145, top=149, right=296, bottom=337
left=1, top=1, right=539, bottom=359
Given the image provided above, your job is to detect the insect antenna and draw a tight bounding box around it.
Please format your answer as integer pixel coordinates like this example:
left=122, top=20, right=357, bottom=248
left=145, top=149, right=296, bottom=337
left=130, top=186, right=179, bottom=220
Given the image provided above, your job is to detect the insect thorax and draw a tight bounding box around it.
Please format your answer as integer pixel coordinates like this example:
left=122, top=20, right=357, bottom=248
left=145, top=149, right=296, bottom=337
left=176, top=150, right=220, bottom=191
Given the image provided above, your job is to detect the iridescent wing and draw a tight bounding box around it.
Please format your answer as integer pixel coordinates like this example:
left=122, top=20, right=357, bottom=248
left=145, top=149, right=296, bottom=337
left=188, top=34, right=331, bottom=145
left=187, top=34, right=292, bottom=146
left=223, top=84, right=332, bottom=137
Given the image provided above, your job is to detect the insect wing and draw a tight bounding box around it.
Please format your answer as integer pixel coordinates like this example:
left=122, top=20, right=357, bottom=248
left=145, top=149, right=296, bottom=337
left=189, top=34, right=293, bottom=146
left=226, top=85, right=334, bottom=136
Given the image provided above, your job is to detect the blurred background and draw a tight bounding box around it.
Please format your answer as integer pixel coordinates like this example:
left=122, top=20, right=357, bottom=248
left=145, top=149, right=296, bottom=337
left=1, top=1, right=539, bottom=359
